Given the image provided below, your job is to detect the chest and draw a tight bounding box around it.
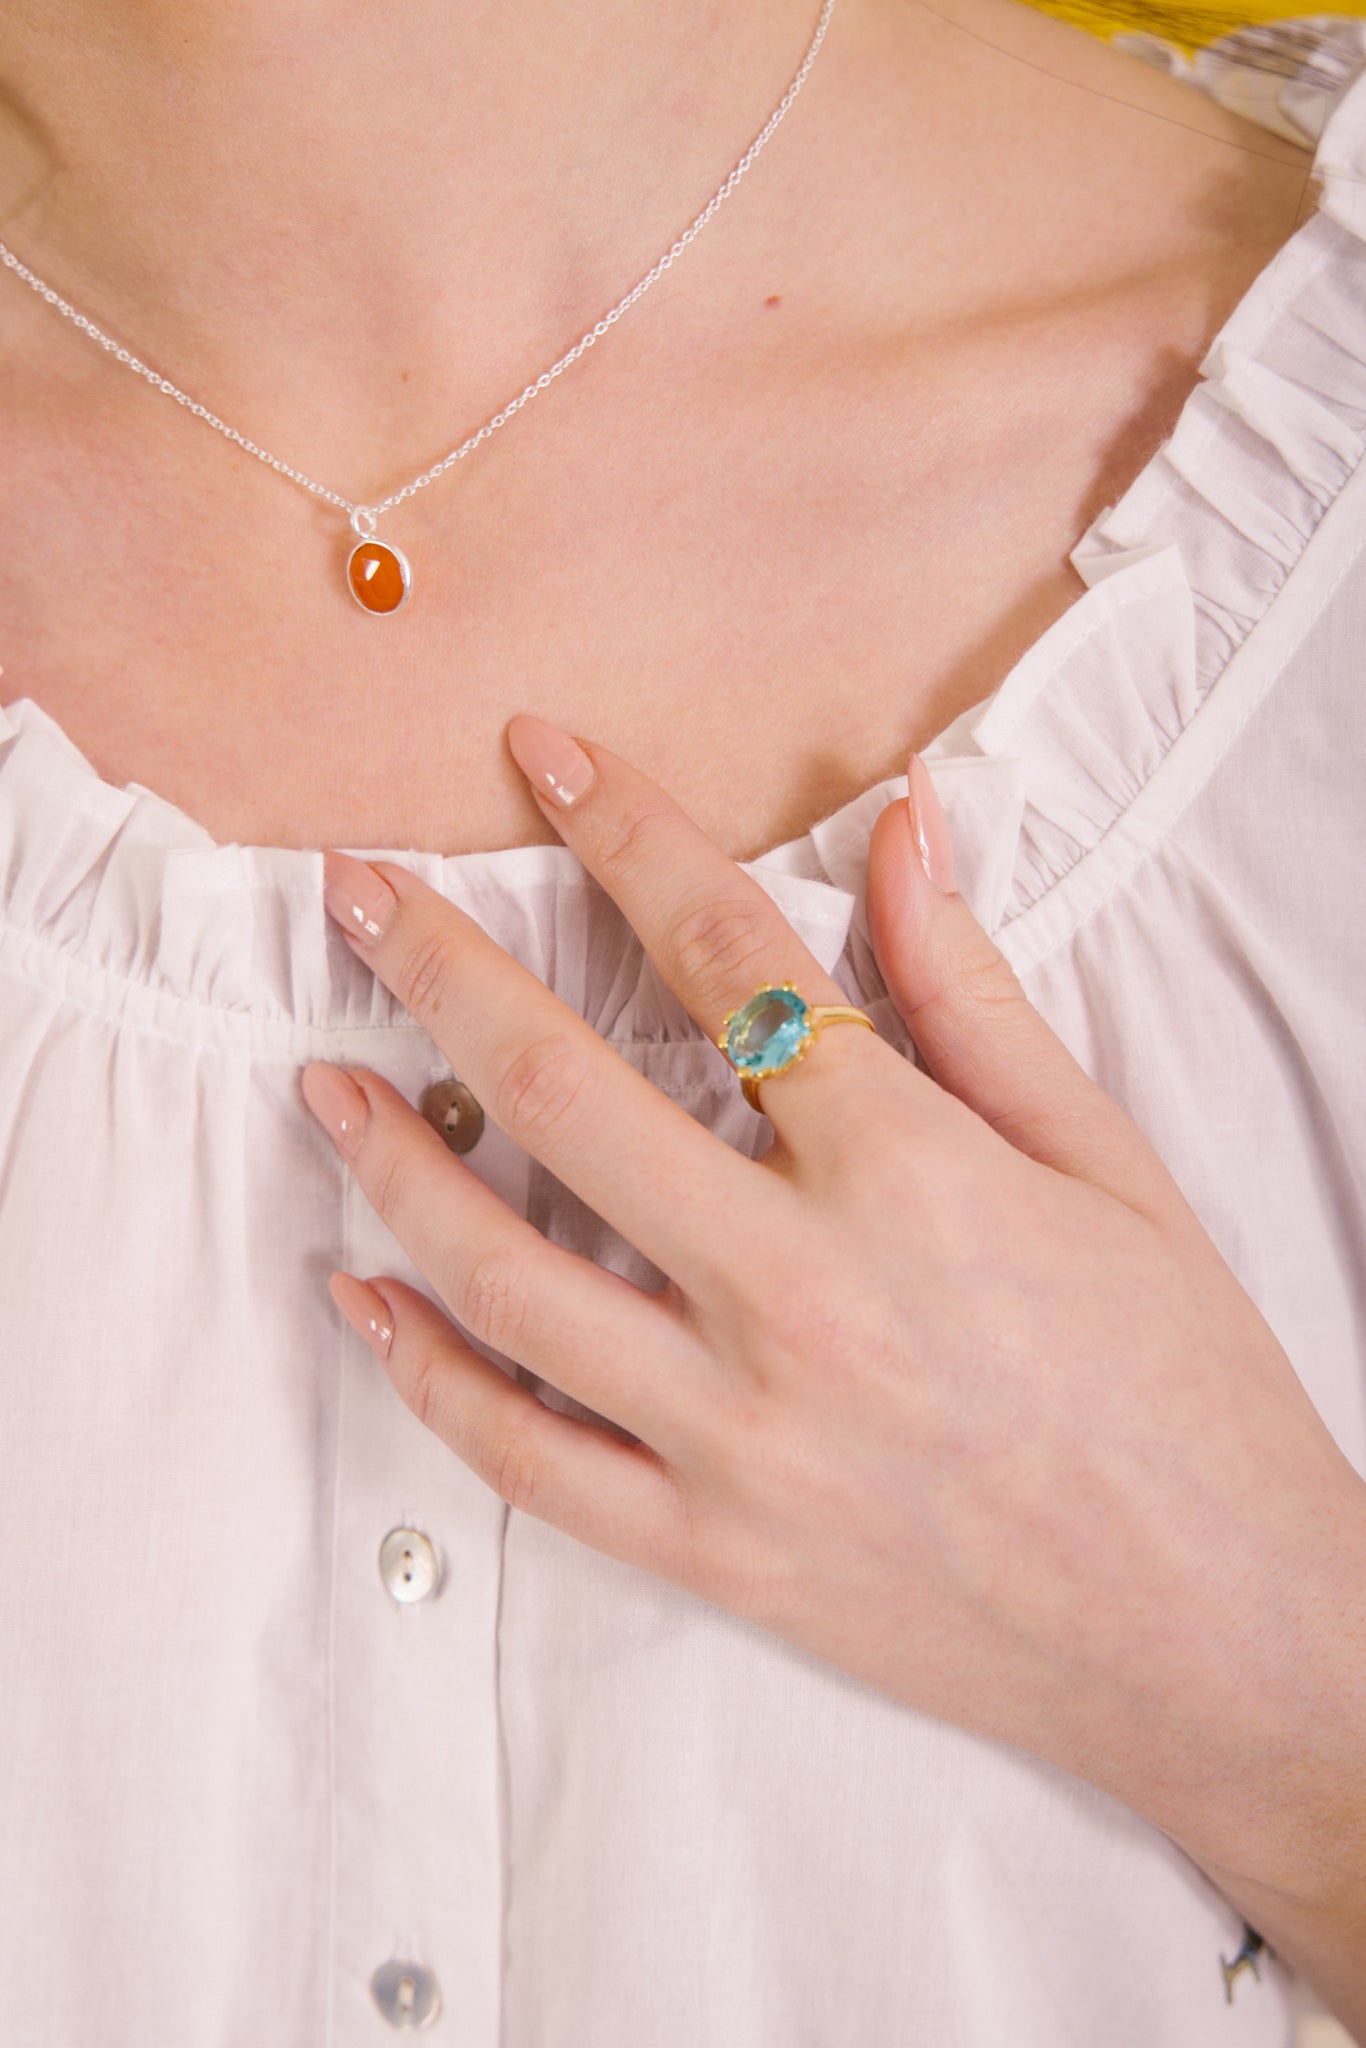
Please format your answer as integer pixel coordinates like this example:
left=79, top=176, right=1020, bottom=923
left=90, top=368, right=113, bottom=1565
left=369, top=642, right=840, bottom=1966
left=0, top=241, right=1285, bottom=861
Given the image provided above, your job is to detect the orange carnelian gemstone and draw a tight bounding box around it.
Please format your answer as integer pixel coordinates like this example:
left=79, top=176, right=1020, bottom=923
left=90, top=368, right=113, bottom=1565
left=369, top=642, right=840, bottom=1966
left=347, top=540, right=409, bottom=614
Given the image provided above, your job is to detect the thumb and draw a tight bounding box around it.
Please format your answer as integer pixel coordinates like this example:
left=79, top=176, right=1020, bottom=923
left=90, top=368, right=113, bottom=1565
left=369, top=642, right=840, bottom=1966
left=866, top=755, right=1174, bottom=1209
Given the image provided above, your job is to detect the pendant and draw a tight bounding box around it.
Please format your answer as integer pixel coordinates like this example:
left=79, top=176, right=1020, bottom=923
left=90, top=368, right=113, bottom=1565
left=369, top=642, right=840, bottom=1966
left=346, top=505, right=412, bottom=615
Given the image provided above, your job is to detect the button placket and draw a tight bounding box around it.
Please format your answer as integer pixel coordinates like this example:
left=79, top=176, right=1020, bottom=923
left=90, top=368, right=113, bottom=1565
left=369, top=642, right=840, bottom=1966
left=330, top=1043, right=526, bottom=2047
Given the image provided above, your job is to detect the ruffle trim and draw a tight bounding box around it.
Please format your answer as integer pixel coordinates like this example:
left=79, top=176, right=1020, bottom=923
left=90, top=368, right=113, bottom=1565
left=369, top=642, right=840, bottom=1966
left=0, top=694, right=859, bottom=1054
left=2, top=39, right=1365, bottom=1050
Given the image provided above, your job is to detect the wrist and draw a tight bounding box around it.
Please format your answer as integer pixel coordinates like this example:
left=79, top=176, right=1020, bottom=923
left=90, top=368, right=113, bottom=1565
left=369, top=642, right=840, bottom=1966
left=1156, top=1466, right=1366, bottom=1918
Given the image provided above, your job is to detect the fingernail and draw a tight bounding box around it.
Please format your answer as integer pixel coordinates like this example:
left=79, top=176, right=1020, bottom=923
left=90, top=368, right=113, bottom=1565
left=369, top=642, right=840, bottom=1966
left=301, top=1061, right=370, bottom=1161
left=907, top=753, right=956, bottom=894
left=329, top=1272, right=395, bottom=1362
left=322, top=848, right=397, bottom=944
left=507, top=714, right=596, bottom=807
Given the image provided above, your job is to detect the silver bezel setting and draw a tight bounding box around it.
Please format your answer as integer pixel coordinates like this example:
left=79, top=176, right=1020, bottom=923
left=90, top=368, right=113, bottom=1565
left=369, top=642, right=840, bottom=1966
left=346, top=534, right=412, bottom=615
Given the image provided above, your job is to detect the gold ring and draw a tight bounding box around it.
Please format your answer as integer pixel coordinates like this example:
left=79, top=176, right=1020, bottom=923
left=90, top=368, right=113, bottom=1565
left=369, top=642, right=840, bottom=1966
left=716, top=981, right=877, bottom=1112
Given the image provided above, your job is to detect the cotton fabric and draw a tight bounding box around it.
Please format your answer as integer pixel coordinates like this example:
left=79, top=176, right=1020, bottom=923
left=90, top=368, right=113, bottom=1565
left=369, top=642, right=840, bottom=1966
left=3, top=43, right=1366, bottom=2048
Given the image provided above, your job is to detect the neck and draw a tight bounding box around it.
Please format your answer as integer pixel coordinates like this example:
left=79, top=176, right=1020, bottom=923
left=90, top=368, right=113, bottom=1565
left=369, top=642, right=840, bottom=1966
left=0, top=0, right=823, bottom=477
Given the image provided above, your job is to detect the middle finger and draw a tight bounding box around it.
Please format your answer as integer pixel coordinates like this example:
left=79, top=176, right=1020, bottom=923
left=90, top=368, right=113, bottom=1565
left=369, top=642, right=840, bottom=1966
left=320, top=845, right=763, bottom=1295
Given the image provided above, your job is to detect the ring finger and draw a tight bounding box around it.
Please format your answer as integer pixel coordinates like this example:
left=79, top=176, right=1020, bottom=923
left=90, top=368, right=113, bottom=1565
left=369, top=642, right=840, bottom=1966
left=301, top=1061, right=711, bottom=1449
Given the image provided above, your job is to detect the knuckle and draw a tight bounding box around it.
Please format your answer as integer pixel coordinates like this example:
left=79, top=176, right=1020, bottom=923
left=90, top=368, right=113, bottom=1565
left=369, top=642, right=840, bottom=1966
left=671, top=895, right=773, bottom=1009
left=494, top=1030, right=594, bottom=1150
left=403, top=1337, right=447, bottom=1436
left=694, top=1500, right=783, bottom=1627
left=395, top=922, right=463, bottom=1023
left=454, top=1241, right=532, bottom=1357
left=591, top=794, right=674, bottom=883
left=767, top=1248, right=859, bottom=1353
left=479, top=1423, right=543, bottom=1514
left=368, top=1142, right=412, bottom=1230
left=958, top=940, right=1027, bottom=1017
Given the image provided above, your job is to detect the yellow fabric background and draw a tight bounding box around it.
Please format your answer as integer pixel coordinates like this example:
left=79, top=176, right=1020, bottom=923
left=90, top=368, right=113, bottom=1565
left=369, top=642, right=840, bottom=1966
left=1029, top=0, right=1366, bottom=58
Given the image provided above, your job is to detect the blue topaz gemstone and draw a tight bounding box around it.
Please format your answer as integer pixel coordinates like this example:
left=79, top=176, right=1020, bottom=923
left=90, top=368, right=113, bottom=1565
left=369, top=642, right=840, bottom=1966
left=721, top=984, right=813, bottom=1077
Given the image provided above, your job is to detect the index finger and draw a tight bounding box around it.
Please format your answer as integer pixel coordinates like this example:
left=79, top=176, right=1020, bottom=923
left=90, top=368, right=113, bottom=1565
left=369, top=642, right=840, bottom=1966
left=321, top=847, right=760, bottom=1295
left=505, top=716, right=905, bottom=1140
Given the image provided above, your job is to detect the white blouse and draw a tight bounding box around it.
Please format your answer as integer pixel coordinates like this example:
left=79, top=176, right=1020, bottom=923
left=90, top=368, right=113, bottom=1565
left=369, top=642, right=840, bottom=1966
left=3, top=40, right=1366, bottom=2048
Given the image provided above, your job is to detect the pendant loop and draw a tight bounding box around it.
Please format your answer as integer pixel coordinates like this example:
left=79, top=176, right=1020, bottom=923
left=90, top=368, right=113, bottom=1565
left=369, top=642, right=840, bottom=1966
left=349, top=504, right=378, bottom=540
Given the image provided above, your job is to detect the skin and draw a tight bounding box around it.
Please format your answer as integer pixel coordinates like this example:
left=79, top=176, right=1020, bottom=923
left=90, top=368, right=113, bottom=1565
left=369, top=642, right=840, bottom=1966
left=2, top=0, right=1361, bottom=2030
left=0, top=0, right=1316, bottom=857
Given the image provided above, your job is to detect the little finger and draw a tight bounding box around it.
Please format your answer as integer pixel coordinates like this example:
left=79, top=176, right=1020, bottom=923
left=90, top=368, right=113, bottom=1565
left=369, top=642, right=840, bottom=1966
left=302, top=1058, right=709, bottom=1450
left=331, top=1270, right=694, bottom=1577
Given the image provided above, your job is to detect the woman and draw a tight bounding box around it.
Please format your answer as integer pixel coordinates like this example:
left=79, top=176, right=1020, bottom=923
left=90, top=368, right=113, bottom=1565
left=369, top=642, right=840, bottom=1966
left=0, top=0, right=1363, bottom=2041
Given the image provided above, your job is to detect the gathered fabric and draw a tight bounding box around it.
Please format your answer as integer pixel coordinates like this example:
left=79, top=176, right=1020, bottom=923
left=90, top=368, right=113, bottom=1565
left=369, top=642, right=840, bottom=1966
left=2, top=35, right=1365, bottom=2048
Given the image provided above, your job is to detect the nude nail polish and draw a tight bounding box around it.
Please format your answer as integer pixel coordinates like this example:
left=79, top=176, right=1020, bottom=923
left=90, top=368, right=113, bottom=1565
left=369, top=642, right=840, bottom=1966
left=322, top=849, right=397, bottom=943
left=301, top=1061, right=369, bottom=1160
left=507, top=715, right=596, bottom=807
left=330, top=1272, right=394, bottom=1362
left=907, top=753, right=957, bottom=894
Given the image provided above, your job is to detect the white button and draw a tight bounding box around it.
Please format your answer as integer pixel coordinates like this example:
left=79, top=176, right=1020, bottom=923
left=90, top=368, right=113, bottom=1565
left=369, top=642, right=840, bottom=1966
left=378, top=1527, right=440, bottom=1604
left=371, top=1959, right=441, bottom=2029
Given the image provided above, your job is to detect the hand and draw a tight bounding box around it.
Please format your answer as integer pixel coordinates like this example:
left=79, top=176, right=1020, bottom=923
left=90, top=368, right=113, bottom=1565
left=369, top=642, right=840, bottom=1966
left=300, top=715, right=1366, bottom=1968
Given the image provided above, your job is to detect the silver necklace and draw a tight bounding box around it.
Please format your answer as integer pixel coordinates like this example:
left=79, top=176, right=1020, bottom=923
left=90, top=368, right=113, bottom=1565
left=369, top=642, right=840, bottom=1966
left=0, top=1, right=836, bottom=616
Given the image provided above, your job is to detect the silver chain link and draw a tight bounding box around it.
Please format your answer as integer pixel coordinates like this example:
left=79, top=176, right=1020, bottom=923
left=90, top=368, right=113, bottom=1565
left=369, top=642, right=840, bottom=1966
left=0, top=0, right=836, bottom=535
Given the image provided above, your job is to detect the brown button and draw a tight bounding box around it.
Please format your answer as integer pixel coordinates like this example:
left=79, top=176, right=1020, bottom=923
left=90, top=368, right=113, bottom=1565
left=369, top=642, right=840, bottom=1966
left=419, top=1076, right=484, bottom=1155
